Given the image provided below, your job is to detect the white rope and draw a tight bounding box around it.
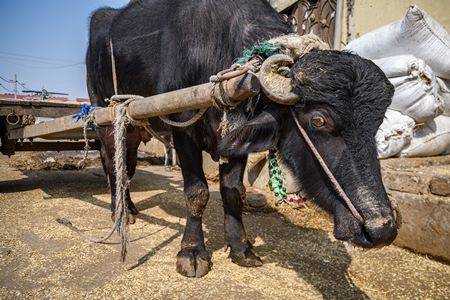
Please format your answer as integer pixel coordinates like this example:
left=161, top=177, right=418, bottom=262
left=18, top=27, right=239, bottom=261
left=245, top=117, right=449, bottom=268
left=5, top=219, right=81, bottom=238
left=113, top=101, right=132, bottom=262
left=77, top=108, right=99, bottom=169
left=109, top=96, right=176, bottom=261
left=158, top=108, right=207, bottom=128
left=57, top=218, right=116, bottom=243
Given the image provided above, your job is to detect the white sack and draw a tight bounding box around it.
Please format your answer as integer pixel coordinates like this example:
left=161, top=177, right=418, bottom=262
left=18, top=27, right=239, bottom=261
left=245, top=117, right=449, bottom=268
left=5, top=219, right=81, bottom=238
left=437, top=78, right=450, bottom=116
left=376, top=109, right=415, bottom=159
left=372, top=55, right=428, bottom=78
left=398, top=115, right=450, bottom=157
left=344, top=5, right=450, bottom=80
left=373, top=55, right=444, bottom=123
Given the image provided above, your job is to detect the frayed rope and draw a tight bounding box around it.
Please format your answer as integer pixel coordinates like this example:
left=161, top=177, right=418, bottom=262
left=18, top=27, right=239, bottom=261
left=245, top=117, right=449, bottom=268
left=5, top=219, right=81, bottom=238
left=72, top=103, right=100, bottom=128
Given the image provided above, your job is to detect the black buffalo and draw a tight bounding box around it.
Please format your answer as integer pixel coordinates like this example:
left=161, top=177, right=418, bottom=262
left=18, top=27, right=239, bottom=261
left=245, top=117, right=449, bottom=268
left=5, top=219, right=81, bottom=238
left=86, top=0, right=397, bottom=277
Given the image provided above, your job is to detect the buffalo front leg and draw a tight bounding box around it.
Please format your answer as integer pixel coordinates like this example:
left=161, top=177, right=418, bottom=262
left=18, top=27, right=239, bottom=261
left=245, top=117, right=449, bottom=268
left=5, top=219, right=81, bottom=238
left=97, top=126, right=140, bottom=223
left=173, top=131, right=211, bottom=277
left=220, top=156, right=262, bottom=267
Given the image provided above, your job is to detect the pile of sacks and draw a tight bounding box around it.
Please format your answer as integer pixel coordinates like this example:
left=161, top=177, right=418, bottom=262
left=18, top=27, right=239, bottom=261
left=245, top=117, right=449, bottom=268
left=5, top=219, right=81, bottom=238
left=344, top=5, right=450, bottom=158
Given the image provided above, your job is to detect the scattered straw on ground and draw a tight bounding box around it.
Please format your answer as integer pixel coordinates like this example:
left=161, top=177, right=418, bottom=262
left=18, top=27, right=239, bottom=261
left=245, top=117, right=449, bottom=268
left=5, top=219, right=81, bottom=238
left=0, top=152, right=449, bottom=299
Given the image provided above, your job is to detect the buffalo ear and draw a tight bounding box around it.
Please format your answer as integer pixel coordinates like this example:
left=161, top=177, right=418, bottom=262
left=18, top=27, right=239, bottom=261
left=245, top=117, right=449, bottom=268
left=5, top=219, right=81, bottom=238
left=218, top=111, right=279, bottom=157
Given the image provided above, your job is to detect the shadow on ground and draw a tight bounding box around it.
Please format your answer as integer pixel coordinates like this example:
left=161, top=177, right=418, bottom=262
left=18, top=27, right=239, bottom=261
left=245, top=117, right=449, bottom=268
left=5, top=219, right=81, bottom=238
left=1, top=161, right=367, bottom=299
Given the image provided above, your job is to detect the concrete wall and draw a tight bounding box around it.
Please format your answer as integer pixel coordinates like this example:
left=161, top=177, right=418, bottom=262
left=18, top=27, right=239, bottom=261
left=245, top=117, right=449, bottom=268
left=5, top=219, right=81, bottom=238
left=342, top=0, right=449, bottom=47
left=381, top=156, right=450, bottom=263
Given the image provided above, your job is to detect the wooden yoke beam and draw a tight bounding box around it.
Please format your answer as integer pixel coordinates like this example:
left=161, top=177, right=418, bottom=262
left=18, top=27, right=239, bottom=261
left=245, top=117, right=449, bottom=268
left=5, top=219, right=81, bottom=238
left=8, top=73, right=260, bottom=140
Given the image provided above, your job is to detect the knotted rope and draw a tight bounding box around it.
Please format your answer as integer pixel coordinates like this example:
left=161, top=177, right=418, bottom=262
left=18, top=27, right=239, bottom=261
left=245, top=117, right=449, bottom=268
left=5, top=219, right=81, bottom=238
left=109, top=95, right=177, bottom=261
left=72, top=103, right=100, bottom=168
left=210, top=58, right=263, bottom=137
left=21, top=115, right=35, bottom=126
left=107, top=95, right=173, bottom=148
left=112, top=100, right=132, bottom=261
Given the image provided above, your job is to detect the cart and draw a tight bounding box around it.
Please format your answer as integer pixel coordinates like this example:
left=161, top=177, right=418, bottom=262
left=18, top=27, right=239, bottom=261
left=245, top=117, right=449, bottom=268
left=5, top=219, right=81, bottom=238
left=0, top=73, right=259, bottom=156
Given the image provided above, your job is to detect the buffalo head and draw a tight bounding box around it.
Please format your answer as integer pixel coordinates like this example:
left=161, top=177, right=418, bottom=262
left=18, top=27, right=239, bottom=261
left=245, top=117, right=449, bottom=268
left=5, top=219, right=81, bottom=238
left=219, top=50, right=398, bottom=248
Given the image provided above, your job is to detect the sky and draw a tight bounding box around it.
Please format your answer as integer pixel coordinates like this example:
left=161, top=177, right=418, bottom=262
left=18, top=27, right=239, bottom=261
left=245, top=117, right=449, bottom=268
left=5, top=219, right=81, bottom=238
left=0, top=0, right=129, bottom=100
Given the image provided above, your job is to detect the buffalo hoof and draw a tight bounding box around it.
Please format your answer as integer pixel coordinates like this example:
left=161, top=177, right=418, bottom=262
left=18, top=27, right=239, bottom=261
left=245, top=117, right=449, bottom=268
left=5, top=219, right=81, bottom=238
left=110, top=210, right=137, bottom=224
left=230, top=248, right=262, bottom=267
left=128, top=202, right=139, bottom=215
left=176, top=247, right=211, bottom=277
left=128, top=213, right=136, bottom=224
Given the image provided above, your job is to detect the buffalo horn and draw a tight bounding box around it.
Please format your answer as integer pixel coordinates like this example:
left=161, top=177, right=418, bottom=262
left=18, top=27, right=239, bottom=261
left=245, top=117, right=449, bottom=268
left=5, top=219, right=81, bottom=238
left=258, top=54, right=300, bottom=105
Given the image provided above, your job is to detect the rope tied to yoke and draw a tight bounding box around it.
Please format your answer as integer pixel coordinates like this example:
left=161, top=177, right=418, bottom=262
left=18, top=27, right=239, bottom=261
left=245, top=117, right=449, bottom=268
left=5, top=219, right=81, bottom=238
left=106, top=95, right=173, bottom=149
left=101, top=96, right=156, bottom=261
left=210, top=57, right=263, bottom=137
left=210, top=33, right=329, bottom=137
left=72, top=103, right=100, bottom=168
left=108, top=94, right=210, bottom=261
left=112, top=100, right=132, bottom=261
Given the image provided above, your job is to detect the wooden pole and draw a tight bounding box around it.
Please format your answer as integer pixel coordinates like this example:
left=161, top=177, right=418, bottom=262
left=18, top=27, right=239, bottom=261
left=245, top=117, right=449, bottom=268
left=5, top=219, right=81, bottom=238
left=8, top=73, right=260, bottom=140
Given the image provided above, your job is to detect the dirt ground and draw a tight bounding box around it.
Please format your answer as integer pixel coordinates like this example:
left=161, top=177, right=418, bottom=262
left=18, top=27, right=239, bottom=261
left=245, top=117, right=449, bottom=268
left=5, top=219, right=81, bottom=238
left=0, top=151, right=449, bottom=300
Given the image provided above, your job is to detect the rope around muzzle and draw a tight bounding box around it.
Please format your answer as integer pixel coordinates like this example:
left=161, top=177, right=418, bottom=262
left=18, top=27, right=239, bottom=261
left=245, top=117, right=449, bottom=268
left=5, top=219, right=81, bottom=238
left=290, top=108, right=365, bottom=224
left=290, top=108, right=402, bottom=229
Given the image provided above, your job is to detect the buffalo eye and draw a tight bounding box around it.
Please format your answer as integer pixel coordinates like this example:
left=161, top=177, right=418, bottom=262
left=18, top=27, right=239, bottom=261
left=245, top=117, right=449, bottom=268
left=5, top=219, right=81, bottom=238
left=311, top=114, right=325, bottom=128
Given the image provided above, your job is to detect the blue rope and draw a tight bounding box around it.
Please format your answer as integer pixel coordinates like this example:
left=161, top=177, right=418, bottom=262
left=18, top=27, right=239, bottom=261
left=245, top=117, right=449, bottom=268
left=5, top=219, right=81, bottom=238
left=72, top=103, right=100, bottom=128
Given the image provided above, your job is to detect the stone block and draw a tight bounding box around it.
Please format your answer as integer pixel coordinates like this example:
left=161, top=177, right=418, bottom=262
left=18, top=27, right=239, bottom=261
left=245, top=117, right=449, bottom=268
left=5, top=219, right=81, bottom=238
left=382, top=170, right=432, bottom=194
left=392, top=190, right=450, bottom=262
left=430, top=175, right=450, bottom=196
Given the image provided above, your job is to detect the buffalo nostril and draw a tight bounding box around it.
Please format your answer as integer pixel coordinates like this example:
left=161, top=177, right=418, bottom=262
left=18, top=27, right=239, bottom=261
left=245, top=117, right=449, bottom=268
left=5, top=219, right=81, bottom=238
left=365, top=221, right=397, bottom=248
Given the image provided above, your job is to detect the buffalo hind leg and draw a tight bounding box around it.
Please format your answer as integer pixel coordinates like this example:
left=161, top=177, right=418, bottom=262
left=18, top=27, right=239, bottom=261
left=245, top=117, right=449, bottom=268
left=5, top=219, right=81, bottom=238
left=173, top=130, right=211, bottom=277
left=97, top=126, right=140, bottom=223
left=220, top=156, right=262, bottom=267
